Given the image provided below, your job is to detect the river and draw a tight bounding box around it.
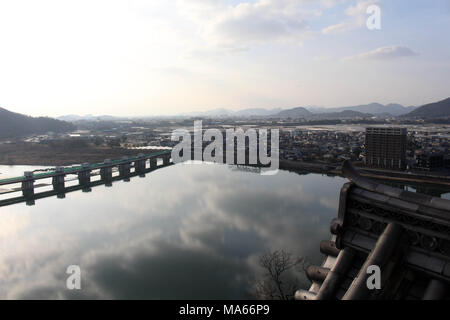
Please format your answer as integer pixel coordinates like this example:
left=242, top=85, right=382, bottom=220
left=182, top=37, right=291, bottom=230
left=0, top=163, right=447, bottom=299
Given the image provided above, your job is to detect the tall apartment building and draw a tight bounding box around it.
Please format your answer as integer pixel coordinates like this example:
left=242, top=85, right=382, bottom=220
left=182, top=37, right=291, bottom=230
left=365, top=127, right=407, bottom=170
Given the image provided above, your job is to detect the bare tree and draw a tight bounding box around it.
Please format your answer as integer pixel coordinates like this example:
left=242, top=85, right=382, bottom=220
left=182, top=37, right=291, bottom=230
left=254, top=250, right=307, bottom=300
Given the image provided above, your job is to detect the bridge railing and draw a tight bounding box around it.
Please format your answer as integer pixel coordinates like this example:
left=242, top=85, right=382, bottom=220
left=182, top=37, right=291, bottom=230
left=0, top=150, right=172, bottom=186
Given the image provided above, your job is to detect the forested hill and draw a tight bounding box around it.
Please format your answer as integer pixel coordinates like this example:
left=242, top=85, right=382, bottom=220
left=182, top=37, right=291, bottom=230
left=404, top=97, right=450, bottom=118
left=0, top=107, right=75, bottom=139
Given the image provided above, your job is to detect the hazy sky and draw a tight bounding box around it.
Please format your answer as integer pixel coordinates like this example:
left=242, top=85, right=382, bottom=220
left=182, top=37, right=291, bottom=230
left=0, top=0, right=449, bottom=117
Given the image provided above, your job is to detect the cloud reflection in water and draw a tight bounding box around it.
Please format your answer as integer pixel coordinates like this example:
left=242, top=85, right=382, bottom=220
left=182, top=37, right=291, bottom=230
left=0, top=163, right=346, bottom=299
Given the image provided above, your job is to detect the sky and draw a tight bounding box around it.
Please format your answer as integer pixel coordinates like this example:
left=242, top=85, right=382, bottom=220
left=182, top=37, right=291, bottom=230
left=0, top=0, right=449, bottom=117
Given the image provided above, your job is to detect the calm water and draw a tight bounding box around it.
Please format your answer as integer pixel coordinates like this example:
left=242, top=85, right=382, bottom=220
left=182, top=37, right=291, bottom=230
left=0, top=164, right=357, bottom=299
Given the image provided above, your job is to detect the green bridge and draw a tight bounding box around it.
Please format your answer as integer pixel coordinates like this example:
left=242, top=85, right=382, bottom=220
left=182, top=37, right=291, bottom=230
left=0, top=150, right=172, bottom=185
left=0, top=150, right=173, bottom=206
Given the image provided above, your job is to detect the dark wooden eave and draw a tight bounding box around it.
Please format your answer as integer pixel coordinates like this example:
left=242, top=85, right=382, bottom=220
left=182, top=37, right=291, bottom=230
left=296, top=161, right=450, bottom=300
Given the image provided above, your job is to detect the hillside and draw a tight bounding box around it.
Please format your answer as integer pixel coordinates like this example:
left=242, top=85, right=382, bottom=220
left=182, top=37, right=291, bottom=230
left=0, top=107, right=75, bottom=139
left=311, top=110, right=372, bottom=119
left=275, top=103, right=416, bottom=119
left=276, top=107, right=312, bottom=118
left=58, top=114, right=123, bottom=121
left=307, top=103, right=416, bottom=116
left=234, top=108, right=282, bottom=117
left=404, top=97, right=450, bottom=118
left=180, top=107, right=282, bottom=117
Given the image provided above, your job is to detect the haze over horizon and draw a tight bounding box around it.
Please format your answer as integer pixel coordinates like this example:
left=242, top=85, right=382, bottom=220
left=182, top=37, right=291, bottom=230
left=0, top=0, right=449, bottom=117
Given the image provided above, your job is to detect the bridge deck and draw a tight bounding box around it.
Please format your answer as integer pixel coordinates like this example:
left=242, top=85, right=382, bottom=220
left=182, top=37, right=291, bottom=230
left=0, top=150, right=171, bottom=186
left=0, top=162, right=174, bottom=208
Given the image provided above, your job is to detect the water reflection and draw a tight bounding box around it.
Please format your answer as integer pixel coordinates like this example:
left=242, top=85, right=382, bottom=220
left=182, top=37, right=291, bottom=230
left=0, top=163, right=346, bottom=299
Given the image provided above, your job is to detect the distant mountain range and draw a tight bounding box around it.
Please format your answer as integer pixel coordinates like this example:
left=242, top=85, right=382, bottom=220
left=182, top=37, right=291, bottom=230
left=305, top=103, right=417, bottom=117
left=180, top=103, right=417, bottom=119
left=403, top=97, right=450, bottom=118
left=0, top=97, right=446, bottom=141
left=274, top=103, right=417, bottom=119
left=57, top=114, right=126, bottom=121
left=0, top=107, right=75, bottom=139
left=179, top=108, right=282, bottom=117
left=276, top=108, right=376, bottom=119
left=311, top=110, right=373, bottom=120
left=276, top=107, right=312, bottom=118
left=53, top=97, right=449, bottom=121
left=235, top=108, right=283, bottom=117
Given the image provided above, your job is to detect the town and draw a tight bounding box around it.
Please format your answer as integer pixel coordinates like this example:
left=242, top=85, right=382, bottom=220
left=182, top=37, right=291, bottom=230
left=1, top=116, right=449, bottom=175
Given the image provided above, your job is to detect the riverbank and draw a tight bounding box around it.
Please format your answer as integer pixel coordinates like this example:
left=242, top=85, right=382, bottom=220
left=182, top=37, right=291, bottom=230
left=279, top=160, right=336, bottom=173
left=279, top=159, right=450, bottom=188
left=0, top=143, right=163, bottom=166
left=1, top=144, right=449, bottom=189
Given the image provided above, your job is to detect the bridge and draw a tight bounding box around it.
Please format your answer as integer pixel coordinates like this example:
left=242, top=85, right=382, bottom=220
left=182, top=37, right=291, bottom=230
left=0, top=150, right=172, bottom=207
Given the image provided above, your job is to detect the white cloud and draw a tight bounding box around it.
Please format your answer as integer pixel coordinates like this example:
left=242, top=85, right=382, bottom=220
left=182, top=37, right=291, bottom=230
left=322, top=22, right=355, bottom=34
left=177, top=0, right=317, bottom=50
left=343, top=45, right=418, bottom=61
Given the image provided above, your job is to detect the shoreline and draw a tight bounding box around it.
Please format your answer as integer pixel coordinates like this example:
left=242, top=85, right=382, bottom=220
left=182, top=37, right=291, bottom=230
left=0, top=143, right=165, bottom=167
left=0, top=143, right=449, bottom=188
left=279, top=159, right=450, bottom=188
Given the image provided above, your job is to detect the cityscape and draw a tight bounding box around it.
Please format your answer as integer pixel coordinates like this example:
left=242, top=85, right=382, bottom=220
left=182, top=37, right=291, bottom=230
left=3, top=109, right=449, bottom=174
left=0, top=0, right=449, bottom=311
